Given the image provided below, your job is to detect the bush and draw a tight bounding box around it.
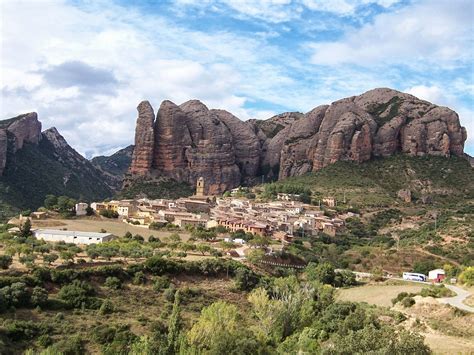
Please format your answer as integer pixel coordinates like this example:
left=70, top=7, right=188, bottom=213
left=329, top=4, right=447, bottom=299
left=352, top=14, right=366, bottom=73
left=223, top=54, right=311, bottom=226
left=420, top=285, right=455, bottom=298
left=31, top=286, right=48, bottom=306
left=459, top=267, right=474, bottom=286
left=0, top=255, right=13, bottom=269
left=58, top=280, right=97, bottom=309
left=37, top=334, right=53, bottom=347
left=0, top=282, right=31, bottom=309
left=234, top=267, right=259, bottom=291
left=163, top=285, right=176, bottom=302
left=401, top=297, right=415, bottom=308
left=100, top=209, right=119, bottom=219
left=3, top=320, right=50, bottom=341
left=104, top=276, right=122, bottom=290
left=99, top=299, right=115, bottom=315
left=153, top=276, right=171, bottom=292
left=132, top=271, right=147, bottom=285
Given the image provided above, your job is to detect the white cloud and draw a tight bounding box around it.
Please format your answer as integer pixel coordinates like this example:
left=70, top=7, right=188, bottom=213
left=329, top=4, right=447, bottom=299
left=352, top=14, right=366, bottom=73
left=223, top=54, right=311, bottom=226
left=0, top=0, right=300, bottom=157
left=310, top=0, right=473, bottom=66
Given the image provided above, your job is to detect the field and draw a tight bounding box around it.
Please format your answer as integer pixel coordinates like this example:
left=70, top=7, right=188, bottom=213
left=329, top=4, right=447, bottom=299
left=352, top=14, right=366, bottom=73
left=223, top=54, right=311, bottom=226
left=336, top=281, right=424, bottom=307
left=29, top=217, right=192, bottom=241
left=337, top=281, right=474, bottom=354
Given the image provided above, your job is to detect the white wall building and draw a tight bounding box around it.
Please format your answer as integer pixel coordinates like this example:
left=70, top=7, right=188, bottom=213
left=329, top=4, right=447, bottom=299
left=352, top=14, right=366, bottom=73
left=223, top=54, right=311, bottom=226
left=75, top=203, right=89, bottom=216
left=33, top=229, right=113, bottom=245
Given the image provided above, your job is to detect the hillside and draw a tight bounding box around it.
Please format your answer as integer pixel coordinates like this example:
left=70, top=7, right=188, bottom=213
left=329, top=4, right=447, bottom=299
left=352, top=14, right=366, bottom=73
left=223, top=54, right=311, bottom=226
left=91, top=145, right=134, bottom=191
left=264, top=154, right=474, bottom=208
left=0, top=115, right=113, bottom=220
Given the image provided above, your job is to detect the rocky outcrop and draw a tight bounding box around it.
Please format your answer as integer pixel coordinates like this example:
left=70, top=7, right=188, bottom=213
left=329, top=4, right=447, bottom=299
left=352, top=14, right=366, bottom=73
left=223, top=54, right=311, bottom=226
left=0, top=112, right=42, bottom=175
left=128, top=88, right=468, bottom=194
left=129, top=101, right=155, bottom=175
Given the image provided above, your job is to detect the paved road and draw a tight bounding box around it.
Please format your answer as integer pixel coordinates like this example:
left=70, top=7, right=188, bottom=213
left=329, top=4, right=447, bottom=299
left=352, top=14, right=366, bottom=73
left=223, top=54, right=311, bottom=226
left=438, top=285, right=474, bottom=313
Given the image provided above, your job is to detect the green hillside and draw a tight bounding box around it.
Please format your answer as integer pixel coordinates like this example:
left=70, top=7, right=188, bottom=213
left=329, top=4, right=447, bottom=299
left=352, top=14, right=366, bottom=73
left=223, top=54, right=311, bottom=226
left=264, top=155, right=474, bottom=208
left=0, top=139, right=112, bottom=221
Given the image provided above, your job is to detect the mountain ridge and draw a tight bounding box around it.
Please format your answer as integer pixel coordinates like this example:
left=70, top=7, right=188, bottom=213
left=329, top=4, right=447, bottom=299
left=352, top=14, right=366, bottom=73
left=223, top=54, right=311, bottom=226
left=128, top=87, right=467, bottom=194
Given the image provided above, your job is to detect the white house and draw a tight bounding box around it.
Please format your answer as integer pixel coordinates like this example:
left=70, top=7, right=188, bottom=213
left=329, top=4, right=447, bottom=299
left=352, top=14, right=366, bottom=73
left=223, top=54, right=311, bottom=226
left=428, top=269, right=446, bottom=282
left=33, top=229, right=113, bottom=245
left=75, top=202, right=89, bottom=216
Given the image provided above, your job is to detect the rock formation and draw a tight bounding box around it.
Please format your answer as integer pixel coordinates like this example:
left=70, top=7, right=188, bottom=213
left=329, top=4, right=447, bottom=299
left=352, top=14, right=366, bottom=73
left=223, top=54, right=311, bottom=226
left=129, top=101, right=155, bottom=175
left=128, top=88, right=468, bottom=194
left=0, top=112, right=42, bottom=176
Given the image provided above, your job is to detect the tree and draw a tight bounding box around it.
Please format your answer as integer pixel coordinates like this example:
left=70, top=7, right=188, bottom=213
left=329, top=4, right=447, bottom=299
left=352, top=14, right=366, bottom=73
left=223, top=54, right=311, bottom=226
left=459, top=267, right=474, bottom=286
left=58, top=280, right=96, bottom=308
left=43, top=253, right=59, bottom=265
left=19, top=219, right=32, bottom=239
left=413, top=260, right=437, bottom=276
left=60, top=251, right=75, bottom=263
left=247, top=249, right=265, bottom=264
left=31, top=287, right=48, bottom=306
left=196, top=244, right=211, bottom=256
left=86, top=206, right=94, bottom=216
left=0, top=255, right=12, bottom=270
left=44, top=195, right=58, bottom=210
left=187, top=301, right=239, bottom=351
left=166, top=290, right=182, bottom=354
left=104, top=276, right=122, bottom=290
left=306, top=262, right=335, bottom=285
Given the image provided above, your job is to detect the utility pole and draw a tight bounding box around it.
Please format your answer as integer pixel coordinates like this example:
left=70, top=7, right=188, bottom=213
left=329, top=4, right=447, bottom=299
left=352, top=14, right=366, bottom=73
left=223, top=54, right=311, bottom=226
left=343, top=191, right=346, bottom=204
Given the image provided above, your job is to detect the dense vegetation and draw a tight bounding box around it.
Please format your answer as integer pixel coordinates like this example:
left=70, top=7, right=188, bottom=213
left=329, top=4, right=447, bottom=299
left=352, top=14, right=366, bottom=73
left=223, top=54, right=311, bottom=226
left=0, top=252, right=431, bottom=354
left=264, top=154, right=473, bottom=207
left=0, top=140, right=112, bottom=222
left=119, top=177, right=194, bottom=200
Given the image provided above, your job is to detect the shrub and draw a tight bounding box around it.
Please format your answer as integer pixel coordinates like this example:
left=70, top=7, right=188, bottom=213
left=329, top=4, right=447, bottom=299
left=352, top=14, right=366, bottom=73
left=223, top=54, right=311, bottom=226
left=459, top=267, right=474, bottom=286
left=234, top=267, right=259, bottom=291
left=0, top=255, right=13, bottom=269
left=99, top=299, right=115, bottom=315
left=31, top=286, right=48, bottom=306
left=100, top=209, right=119, bottom=219
left=420, top=285, right=455, bottom=298
left=153, top=276, right=171, bottom=292
left=58, top=280, right=97, bottom=308
left=37, top=334, right=53, bottom=348
left=401, top=297, right=415, bottom=308
left=132, top=271, right=147, bottom=285
left=3, top=320, right=50, bottom=341
left=163, top=285, right=176, bottom=302
left=104, top=276, right=122, bottom=290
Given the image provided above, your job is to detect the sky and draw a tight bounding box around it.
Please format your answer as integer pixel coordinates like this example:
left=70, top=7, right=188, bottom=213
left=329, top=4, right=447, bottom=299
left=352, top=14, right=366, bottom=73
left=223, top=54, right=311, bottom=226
left=0, top=0, right=473, bottom=157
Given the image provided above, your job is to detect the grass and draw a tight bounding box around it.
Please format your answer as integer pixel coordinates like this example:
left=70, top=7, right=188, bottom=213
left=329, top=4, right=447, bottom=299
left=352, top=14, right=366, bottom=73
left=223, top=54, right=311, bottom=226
left=30, top=217, right=192, bottom=241
left=264, top=154, right=474, bottom=208
left=336, top=281, right=424, bottom=307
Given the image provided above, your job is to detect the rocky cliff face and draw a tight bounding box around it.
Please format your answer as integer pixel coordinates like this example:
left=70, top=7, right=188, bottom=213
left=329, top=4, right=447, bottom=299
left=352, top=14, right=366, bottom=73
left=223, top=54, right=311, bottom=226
left=128, top=88, right=468, bottom=194
left=0, top=114, right=113, bottom=215
left=0, top=113, right=42, bottom=176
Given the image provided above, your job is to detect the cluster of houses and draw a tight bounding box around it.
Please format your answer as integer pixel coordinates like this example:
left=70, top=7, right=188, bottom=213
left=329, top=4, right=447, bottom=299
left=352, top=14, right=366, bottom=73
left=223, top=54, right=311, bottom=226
left=82, top=179, right=354, bottom=244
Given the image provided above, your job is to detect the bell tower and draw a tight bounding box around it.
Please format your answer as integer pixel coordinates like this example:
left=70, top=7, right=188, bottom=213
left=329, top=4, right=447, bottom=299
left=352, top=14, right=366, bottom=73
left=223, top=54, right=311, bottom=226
left=196, top=177, right=205, bottom=197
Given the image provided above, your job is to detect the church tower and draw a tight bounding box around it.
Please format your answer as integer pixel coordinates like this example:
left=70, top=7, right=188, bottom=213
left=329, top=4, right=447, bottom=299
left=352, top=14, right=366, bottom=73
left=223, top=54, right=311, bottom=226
left=196, top=177, right=205, bottom=197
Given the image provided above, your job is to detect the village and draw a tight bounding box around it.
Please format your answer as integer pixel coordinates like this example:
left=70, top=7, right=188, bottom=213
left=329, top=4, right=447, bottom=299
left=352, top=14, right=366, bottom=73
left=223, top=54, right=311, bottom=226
left=28, top=178, right=353, bottom=248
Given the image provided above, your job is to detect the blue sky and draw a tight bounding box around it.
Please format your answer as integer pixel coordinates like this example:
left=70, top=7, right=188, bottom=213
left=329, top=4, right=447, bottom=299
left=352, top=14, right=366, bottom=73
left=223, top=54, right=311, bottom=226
left=1, top=0, right=473, bottom=157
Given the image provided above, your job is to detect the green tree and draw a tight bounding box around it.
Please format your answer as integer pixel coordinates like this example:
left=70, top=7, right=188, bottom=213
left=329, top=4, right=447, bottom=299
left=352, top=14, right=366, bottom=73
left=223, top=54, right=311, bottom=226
left=166, top=290, right=182, bottom=354
left=187, top=301, right=239, bottom=352
left=20, top=218, right=32, bottom=238
left=306, top=262, right=335, bottom=285
left=459, top=266, right=474, bottom=286
left=44, top=195, right=58, bottom=210
left=31, top=287, right=48, bottom=306
left=0, top=255, right=12, bottom=269
left=43, top=253, right=59, bottom=265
